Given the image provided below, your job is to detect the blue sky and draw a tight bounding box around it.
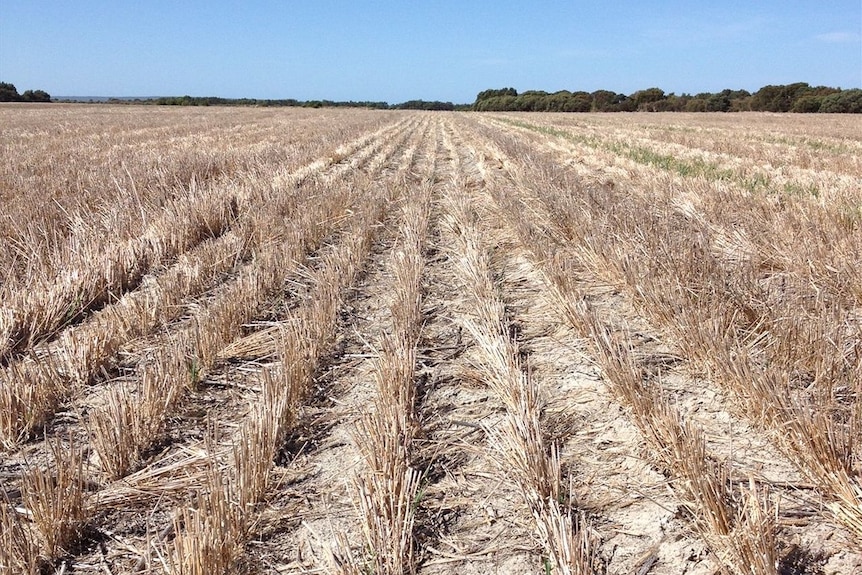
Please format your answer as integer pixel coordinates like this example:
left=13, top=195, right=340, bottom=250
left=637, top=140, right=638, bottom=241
left=1, top=1, right=860, bottom=103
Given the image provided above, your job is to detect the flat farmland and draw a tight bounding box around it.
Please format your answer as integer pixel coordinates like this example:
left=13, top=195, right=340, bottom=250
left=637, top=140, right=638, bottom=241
left=1, top=105, right=861, bottom=575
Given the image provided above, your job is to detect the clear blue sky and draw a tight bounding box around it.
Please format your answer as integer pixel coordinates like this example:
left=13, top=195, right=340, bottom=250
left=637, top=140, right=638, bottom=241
left=1, top=1, right=860, bottom=103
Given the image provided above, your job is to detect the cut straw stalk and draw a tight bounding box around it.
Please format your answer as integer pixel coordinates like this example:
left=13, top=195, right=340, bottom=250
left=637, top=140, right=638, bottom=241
left=347, top=346, right=422, bottom=575
left=84, top=164, right=386, bottom=478
left=173, top=372, right=298, bottom=575
left=0, top=232, right=245, bottom=449
left=472, top=119, right=862, bottom=548
left=167, top=465, right=245, bottom=575
left=334, top=183, right=430, bottom=575
left=0, top=360, right=62, bottom=450
left=4, top=437, right=88, bottom=571
left=0, top=495, right=42, bottom=575
left=0, top=108, right=399, bottom=308
left=467, top=320, right=594, bottom=575
left=168, top=174, right=395, bottom=574
left=0, top=111, right=414, bottom=366
left=550, top=279, right=779, bottom=575
left=587, top=213, right=862, bottom=543
left=0, top=116, right=418, bottom=452
left=441, top=182, right=594, bottom=575
left=86, top=237, right=318, bottom=477
left=456, top=131, right=778, bottom=574
left=0, top=184, right=240, bottom=364
left=684, top=317, right=862, bottom=543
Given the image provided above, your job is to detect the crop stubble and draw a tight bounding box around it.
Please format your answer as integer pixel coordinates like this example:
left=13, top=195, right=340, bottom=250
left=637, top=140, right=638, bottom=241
left=1, top=105, right=861, bottom=575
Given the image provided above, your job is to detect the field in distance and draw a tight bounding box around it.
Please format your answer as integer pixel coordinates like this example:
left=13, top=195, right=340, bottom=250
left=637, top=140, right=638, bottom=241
left=1, top=104, right=861, bottom=575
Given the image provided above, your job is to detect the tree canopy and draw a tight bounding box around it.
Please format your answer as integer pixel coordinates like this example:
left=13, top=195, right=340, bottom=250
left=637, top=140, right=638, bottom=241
left=0, top=82, right=51, bottom=102
left=472, top=83, right=860, bottom=113
left=145, top=96, right=460, bottom=110
left=6, top=77, right=856, bottom=114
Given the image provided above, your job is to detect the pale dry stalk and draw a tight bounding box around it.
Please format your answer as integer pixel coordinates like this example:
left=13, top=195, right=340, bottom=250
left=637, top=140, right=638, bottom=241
left=335, top=181, right=430, bottom=575
left=442, top=183, right=594, bottom=575
left=576, top=304, right=778, bottom=575
left=0, top=359, right=62, bottom=449
left=0, top=493, right=42, bottom=575
left=170, top=171, right=397, bottom=574
left=457, top=126, right=779, bottom=574
left=168, top=465, right=244, bottom=575
left=20, top=437, right=87, bottom=565
left=0, top=233, right=248, bottom=449
left=0, top=116, right=412, bottom=451
left=86, top=387, right=149, bottom=479
left=348, top=340, right=422, bottom=575
left=472, top=120, right=862, bottom=550
left=85, top=174, right=374, bottom=477
left=0, top=181, right=240, bottom=364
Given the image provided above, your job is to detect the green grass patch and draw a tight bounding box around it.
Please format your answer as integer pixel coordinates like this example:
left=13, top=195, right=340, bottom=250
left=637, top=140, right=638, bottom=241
left=494, top=117, right=822, bottom=197
left=783, top=181, right=821, bottom=198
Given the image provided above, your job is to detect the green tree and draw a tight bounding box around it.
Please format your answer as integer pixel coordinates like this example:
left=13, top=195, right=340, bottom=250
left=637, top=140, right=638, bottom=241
left=751, top=83, right=811, bottom=112
left=653, top=94, right=687, bottom=111
left=706, top=91, right=731, bottom=112
left=470, top=83, right=856, bottom=114
left=475, top=87, right=517, bottom=103
left=545, top=90, right=571, bottom=112
left=818, top=89, right=862, bottom=113
left=21, top=89, right=51, bottom=102
left=474, top=94, right=518, bottom=111
left=591, top=90, right=628, bottom=112
left=0, top=82, right=22, bottom=102
left=791, top=95, right=823, bottom=113
left=396, top=100, right=454, bottom=110
left=685, top=98, right=708, bottom=112
left=565, top=91, right=592, bottom=112
left=631, top=87, right=666, bottom=110
left=730, top=95, right=753, bottom=111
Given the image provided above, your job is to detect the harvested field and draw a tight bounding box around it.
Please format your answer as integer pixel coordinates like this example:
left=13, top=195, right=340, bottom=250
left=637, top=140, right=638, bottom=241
left=1, top=105, right=861, bottom=575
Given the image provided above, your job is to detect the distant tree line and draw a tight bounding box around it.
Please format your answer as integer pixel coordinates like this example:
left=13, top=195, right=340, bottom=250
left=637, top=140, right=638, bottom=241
left=142, top=96, right=465, bottom=110
left=0, top=82, right=51, bottom=102
left=473, top=83, right=862, bottom=113
left=148, top=95, right=390, bottom=108
left=11, top=78, right=858, bottom=113
left=394, top=100, right=456, bottom=111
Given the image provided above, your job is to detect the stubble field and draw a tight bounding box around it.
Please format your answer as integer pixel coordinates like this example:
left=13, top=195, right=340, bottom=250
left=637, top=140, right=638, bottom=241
left=1, top=104, right=861, bottom=575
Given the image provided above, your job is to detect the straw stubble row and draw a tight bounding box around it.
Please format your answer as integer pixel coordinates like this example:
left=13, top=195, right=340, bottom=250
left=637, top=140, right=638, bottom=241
left=164, top=128, right=418, bottom=574
left=329, top=179, right=432, bottom=575
left=0, top=115, right=417, bottom=452
left=0, top=110, right=409, bottom=363
left=0, top=117, right=417, bottom=574
left=4, top=110, right=861, bottom=574
left=87, top=117, right=420, bottom=481
left=459, top=126, right=780, bottom=574
left=474, top=118, right=862, bottom=547
left=440, top=176, right=594, bottom=575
